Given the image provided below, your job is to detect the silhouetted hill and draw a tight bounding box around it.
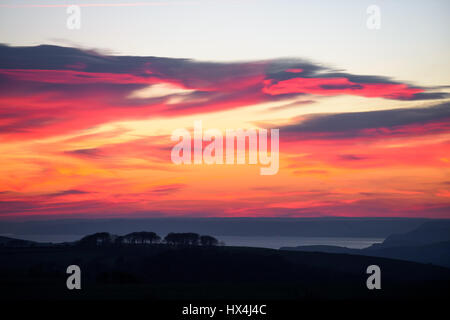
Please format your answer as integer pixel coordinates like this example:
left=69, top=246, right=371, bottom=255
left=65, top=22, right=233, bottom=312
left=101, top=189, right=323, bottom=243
left=282, top=241, right=450, bottom=267
left=0, top=235, right=39, bottom=247
left=369, top=220, right=450, bottom=249
left=280, top=245, right=360, bottom=254
left=281, top=221, right=450, bottom=267
left=368, top=241, right=450, bottom=267
left=0, top=245, right=449, bottom=300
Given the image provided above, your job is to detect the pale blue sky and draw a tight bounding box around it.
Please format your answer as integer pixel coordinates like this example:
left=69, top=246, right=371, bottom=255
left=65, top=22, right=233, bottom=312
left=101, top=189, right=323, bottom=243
left=1, top=0, right=449, bottom=85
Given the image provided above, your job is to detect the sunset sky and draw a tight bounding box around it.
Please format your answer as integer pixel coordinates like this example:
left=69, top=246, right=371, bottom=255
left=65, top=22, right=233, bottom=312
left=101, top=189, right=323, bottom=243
left=0, top=0, right=449, bottom=219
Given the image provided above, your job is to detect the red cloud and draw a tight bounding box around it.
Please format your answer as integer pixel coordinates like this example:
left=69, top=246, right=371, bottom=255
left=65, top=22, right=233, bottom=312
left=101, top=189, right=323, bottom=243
left=0, top=45, right=444, bottom=142
left=263, top=77, right=423, bottom=99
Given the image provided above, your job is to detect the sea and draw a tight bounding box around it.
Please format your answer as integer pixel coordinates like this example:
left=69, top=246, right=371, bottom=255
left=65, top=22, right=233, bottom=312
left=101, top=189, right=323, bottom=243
left=2, top=234, right=384, bottom=249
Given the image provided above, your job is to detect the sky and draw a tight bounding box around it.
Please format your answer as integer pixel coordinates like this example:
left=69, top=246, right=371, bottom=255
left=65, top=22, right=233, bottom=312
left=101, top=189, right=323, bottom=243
left=0, top=0, right=449, bottom=219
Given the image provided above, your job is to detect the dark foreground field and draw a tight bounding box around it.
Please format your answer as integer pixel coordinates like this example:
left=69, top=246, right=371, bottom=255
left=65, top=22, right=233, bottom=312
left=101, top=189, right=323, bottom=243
left=0, top=245, right=448, bottom=300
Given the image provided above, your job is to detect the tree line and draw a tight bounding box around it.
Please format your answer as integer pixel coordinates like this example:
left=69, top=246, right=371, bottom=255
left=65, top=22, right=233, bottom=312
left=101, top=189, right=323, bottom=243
left=78, top=232, right=220, bottom=247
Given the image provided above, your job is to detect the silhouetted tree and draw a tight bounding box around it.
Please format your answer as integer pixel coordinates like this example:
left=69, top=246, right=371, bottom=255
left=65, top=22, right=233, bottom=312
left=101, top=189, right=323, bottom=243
left=164, top=232, right=199, bottom=246
left=123, top=232, right=161, bottom=245
left=200, top=235, right=219, bottom=246
left=123, top=232, right=141, bottom=244
left=79, top=232, right=112, bottom=247
left=115, top=236, right=125, bottom=246
left=164, top=233, right=178, bottom=245
left=141, top=232, right=161, bottom=244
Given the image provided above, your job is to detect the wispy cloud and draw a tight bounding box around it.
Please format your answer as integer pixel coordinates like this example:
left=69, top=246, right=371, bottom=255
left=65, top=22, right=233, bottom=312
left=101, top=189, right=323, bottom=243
left=0, top=44, right=449, bottom=218
left=0, top=44, right=446, bottom=141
